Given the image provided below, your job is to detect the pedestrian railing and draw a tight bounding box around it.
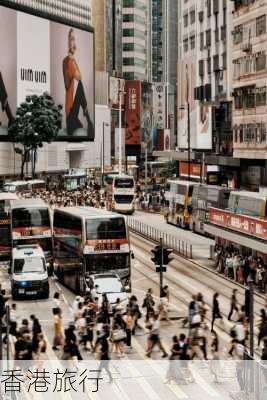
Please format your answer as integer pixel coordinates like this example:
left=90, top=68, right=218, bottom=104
left=127, top=217, right=193, bottom=259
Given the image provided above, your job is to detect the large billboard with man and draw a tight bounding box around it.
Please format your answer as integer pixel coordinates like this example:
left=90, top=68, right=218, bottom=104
left=0, top=5, right=94, bottom=141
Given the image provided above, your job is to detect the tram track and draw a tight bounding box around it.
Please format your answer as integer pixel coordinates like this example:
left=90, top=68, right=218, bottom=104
left=130, top=231, right=265, bottom=355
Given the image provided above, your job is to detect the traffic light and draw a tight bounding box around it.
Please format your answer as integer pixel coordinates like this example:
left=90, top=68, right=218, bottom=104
left=151, top=246, right=163, bottom=265
left=163, top=248, right=173, bottom=265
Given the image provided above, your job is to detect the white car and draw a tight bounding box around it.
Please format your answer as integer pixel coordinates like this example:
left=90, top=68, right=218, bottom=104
left=85, top=273, right=129, bottom=311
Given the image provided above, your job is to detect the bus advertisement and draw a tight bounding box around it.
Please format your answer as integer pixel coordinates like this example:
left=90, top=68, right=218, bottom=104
left=0, top=192, right=18, bottom=259
left=53, top=207, right=131, bottom=293
left=10, top=199, right=53, bottom=271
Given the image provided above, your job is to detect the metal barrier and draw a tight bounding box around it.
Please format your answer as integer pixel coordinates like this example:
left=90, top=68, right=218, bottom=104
left=127, top=217, right=193, bottom=259
left=242, top=353, right=267, bottom=400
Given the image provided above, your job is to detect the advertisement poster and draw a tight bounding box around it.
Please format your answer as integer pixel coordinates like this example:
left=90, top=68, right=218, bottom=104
left=141, top=82, right=153, bottom=151
left=0, top=5, right=94, bottom=141
left=153, top=83, right=165, bottom=129
left=197, top=103, right=212, bottom=149
left=125, top=80, right=141, bottom=145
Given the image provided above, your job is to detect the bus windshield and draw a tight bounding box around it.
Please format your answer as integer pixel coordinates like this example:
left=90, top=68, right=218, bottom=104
left=86, top=218, right=126, bottom=240
left=12, top=208, right=50, bottom=228
left=14, top=257, right=45, bottom=274
left=114, top=178, right=134, bottom=189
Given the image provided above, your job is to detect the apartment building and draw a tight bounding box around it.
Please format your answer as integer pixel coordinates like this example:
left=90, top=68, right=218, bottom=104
left=176, top=0, right=240, bottom=185
left=122, top=0, right=148, bottom=81
left=232, top=0, right=267, bottom=189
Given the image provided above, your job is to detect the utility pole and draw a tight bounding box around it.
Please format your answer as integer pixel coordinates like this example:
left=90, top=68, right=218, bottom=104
left=186, top=64, right=191, bottom=181
left=249, top=281, right=254, bottom=358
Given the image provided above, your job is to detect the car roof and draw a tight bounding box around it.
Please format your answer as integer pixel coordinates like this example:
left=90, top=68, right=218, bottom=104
left=91, top=273, right=120, bottom=280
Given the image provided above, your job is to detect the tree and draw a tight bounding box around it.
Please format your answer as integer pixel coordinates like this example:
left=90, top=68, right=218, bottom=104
left=8, top=92, right=62, bottom=179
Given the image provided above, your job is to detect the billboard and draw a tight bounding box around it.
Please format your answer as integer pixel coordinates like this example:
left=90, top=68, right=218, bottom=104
left=0, top=5, right=94, bottom=141
left=141, top=82, right=153, bottom=152
left=153, top=84, right=166, bottom=129
left=125, top=80, right=141, bottom=145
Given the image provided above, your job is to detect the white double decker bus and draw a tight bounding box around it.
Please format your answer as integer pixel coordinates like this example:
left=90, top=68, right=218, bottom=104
left=106, top=174, right=135, bottom=214
left=53, top=207, right=132, bottom=293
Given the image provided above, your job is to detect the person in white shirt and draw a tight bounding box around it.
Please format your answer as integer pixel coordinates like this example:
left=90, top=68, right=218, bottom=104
left=146, top=314, right=168, bottom=358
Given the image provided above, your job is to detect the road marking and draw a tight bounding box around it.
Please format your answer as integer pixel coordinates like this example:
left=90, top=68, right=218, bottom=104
left=189, top=365, right=220, bottom=397
left=130, top=336, right=188, bottom=399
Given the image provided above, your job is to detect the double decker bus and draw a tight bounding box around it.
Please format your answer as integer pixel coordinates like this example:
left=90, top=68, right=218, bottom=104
left=166, top=180, right=199, bottom=229
left=105, top=174, right=135, bottom=214
left=53, top=207, right=131, bottom=293
left=191, top=185, right=231, bottom=235
left=10, top=199, right=53, bottom=272
left=3, top=181, right=29, bottom=193
left=0, top=193, right=18, bottom=259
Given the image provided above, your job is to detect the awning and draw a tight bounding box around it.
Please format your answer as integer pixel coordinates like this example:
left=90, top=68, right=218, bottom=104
left=65, top=144, right=86, bottom=152
left=204, top=224, right=267, bottom=254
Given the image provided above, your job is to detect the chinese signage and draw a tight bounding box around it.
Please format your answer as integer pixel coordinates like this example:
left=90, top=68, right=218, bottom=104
left=180, top=162, right=207, bottom=179
left=209, top=208, right=267, bottom=241
left=12, top=227, right=51, bottom=239
left=125, top=81, right=141, bottom=145
left=153, top=84, right=166, bottom=129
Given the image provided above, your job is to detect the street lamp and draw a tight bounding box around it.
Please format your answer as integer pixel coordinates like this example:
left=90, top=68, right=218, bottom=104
left=179, top=65, right=191, bottom=181
left=101, top=122, right=110, bottom=187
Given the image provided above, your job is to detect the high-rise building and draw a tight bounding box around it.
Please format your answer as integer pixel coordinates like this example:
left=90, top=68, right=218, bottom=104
left=91, top=0, right=122, bottom=75
left=8, top=0, right=92, bottom=24
left=122, top=0, right=148, bottom=81
left=232, top=0, right=267, bottom=189
left=176, top=0, right=238, bottom=185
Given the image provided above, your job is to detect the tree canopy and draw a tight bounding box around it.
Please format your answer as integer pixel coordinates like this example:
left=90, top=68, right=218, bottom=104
left=8, top=92, right=62, bottom=178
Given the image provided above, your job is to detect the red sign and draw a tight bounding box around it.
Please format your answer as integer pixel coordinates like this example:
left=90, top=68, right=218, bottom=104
left=209, top=208, right=267, bottom=241
left=180, top=162, right=207, bottom=179
left=125, top=81, right=141, bottom=145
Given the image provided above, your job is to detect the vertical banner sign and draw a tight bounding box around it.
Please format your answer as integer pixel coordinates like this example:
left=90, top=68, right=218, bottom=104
left=125, top=81, right=141, bottom=145
left=153, top=84, right=166, bottom=129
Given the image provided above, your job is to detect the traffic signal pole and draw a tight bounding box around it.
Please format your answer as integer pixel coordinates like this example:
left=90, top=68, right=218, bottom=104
left=249, top=281, right=254, bottom=358
left=159, top=237, right=163, bottom=298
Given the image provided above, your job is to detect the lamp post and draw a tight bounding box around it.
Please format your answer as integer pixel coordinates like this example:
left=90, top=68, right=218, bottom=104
left=118, top=80, right=126, bottom=175
left=186, top=64, right=191, bottom=181
left=102, top=122, right=109, bottom=187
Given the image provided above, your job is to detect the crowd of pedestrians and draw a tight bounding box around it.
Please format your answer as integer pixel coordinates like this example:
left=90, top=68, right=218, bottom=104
left=214, top=245, right=267, bottom=294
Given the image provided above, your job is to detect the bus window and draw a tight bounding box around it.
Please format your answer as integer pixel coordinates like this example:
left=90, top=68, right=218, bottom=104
left=12, top=208, right=50, bottom=228
left=86, top=218, right=126, bottom=240
left=114, top=178, right=134, bottom=189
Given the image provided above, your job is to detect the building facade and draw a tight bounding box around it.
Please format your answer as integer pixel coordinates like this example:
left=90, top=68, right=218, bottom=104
left=0, top=0, right=113, bottom=180
left=122, top=0, right=148, bottom=81
left=232, top=0, right=267, bottom=189
left=91, top=0, right=122, bottom=76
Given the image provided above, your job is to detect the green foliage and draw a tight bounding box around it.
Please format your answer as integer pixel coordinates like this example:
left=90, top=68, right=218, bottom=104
left=8, top=92, right=62, bottom=178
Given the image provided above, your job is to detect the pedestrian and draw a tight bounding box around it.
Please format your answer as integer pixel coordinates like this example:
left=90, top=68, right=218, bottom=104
left=211, top=293, right=223, bottom=332
left=161, top=285, right=170, bottom=303
left=228, top=289, right=239, bottom=321
left=52, top=308, right=63, bottom=351
left=258, top=319, right=267, bottom=348
left=9, top=303, right=18, bottom=337
left=165, top=335, right=186, bottom=384
left=123, top=310, right=134, bottom=348
left=95, top=325, right=113, bottom=383
left=30, top=315, right=42, bottom=354
left=146, top=314, right=168, bottom=358
left=142, top=289, right=155, bottom=322
left=128, top=295, right=142, bottom=334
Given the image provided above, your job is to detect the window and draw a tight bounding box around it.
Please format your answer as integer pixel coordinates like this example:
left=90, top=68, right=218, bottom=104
left=206, top=29, right=211, bottom=47
left=213, top=54, right=219, bottom=71
left=207, top=0, right=211, bottom=17
left=123, top=43, right=134, bottom=51
left=222, top=52, right=227, bottom=70
left=190, top=35, right=195, bottom=49
left=200, top=32, right=204, bottom=50
left=256, top=52, right=266, bottom=71
left=123, top=14, right=134, bottom=22
left=183, top=14, right=188, bottom=27
left=215, top=28, right=219, bottom=43
left=207, top=57, right=211, bottom=74
left=123, top=28, right=134, bottom=37
left=190, top=10, right=195, bottom=24
left=12, top=208, right=50, bottom=228
left=199, top=60, right=204, bottom=76
left=233, top=25, right=243, bottom=45
left=183, top=38, right=189, bottom=53
left=256, top=87, right=267, bottom=106
left=86, top=218, right=126, bottom=240
left=256, top=15, right=266, bottom=36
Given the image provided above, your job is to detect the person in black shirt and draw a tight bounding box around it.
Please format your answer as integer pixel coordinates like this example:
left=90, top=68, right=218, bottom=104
left=228, top=289, right=239, bottom=321
left=95, top=325, right=112, bottom=383
left=211, top=293, right=223, bottom=332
